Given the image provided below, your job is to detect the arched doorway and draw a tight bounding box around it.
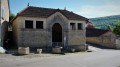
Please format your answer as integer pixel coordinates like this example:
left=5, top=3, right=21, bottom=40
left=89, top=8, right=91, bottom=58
left=52, top=23, right=62, bottom=47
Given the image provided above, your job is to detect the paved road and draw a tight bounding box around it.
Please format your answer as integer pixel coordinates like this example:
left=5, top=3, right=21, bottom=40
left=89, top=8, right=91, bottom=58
left=0, top=49, right=120, bottom=67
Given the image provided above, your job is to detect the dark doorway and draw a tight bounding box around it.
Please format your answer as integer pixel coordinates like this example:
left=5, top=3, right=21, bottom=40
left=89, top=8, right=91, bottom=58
left=52, top=23, right=62, bottom=42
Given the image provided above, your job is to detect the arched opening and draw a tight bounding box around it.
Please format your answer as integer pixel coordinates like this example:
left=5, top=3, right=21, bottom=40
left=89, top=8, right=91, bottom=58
left=52, top=23, right=62, bottom=47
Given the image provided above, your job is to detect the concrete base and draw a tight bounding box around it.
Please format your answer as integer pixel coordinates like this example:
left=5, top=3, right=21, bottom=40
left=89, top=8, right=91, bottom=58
left=18, top=47, right=29, bottom=55
left=71, top=49, right=75, bottom=52
left=52, top=48, right=61, bottom=53
left=37, top=49, right=42, bottom=54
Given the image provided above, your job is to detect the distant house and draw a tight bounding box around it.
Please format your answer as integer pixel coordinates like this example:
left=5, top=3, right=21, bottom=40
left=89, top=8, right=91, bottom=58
left=86, top=22, right=95, bottom=28
left=0, top=0, right=10, bottom=49
left=86, top=28, right=116, bottom=48
left=12, top=6, right=88, bottom=51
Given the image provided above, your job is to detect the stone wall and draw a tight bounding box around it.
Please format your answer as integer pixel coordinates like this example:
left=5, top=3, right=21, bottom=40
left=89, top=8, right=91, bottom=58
left=116, top=37, right=120, bottom=49
left=67, top=30, right=86, bottom=51
left=86, top=32, right=116, bottom=48
left=12, top=18, right=20, bottom=46
left=18, top=30, right=49, bottom=47
left=0, top=0, right=9, bottom=47
left=86, top=37, right=101, bottom=44
left=68, top=30, right=86, bottom=45
left=100, top=32, right=116, bottom=48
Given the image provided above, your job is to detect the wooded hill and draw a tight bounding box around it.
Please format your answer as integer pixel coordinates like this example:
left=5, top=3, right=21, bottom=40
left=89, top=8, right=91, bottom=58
left=89, top=15, right=120, bottom=29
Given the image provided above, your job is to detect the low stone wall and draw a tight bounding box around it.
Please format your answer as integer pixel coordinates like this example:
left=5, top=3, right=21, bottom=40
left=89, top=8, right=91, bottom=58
left=87, top=37, right=116, bottom=49
left=116, top=38, right=120, bottom=49
left=86, top=37, right=100, bottom=45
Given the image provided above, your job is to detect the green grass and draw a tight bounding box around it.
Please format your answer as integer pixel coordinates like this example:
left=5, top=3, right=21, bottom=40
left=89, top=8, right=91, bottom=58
left=19, top=51, right=88, bottom=59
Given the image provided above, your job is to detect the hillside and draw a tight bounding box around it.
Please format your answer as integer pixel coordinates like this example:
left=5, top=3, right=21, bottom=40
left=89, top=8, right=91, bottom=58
left=89, top=15, right=120, bottom=29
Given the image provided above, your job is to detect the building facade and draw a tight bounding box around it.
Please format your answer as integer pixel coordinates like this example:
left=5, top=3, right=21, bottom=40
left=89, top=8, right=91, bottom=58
left=0, top=0, right=9, bottom=48
left=12, top=6, right=88, bottom=51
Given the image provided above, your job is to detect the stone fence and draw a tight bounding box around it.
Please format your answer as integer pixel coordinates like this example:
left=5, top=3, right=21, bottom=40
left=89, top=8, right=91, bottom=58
left=116, top=37, right=120, bottom=49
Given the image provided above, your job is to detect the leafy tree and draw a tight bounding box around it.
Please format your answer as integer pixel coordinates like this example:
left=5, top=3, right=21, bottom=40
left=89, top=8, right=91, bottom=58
left=113, top=21, right=120, bottom=36
left=9, top=13, right=15, bottom=27
left=107, top=25, right=113, bottom=31
left=9, top=13, right=15, bottom=21
left=95, top=26, right=100, bottom=29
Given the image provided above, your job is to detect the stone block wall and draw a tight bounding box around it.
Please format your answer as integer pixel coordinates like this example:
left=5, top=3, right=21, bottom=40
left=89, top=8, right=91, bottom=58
left=67, top=30, right=86, bottom=51
left=116, top=38, right=120, bottom=49
left=86, top=37, right=101, bottom=44
left=86, top=35, right=116, bottom=49
left=100, top=32, right=116, bottom=48
left=18, top=30, right=50, bottom=48
left=68, top=30, right=86, bottom=45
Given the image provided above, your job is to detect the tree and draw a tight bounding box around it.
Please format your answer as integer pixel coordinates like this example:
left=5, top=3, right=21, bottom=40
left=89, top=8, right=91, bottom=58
left=9, top=13, right=15, bottom=21
left=9, top=13, right=15, bottom=27
left=107, top=25, right=113, bottom=31
left=113, top=21, right=120, bottom=36
left=102, top=22, right=114, bottom=30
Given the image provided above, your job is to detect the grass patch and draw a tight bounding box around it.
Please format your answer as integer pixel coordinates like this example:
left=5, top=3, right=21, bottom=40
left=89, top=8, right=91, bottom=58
left=23, top=53, right=62, bottom=59
left=16, top=51, right=88, bottom=59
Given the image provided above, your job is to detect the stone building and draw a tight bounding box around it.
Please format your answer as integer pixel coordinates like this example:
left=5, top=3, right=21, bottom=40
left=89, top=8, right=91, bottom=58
left=86, top=22, right=95, bottom=28
left=12, top=6, right=88, bottom=51
left=0, top=0, right=10, bottom=53
left=86, top=28, right=116, bottom=48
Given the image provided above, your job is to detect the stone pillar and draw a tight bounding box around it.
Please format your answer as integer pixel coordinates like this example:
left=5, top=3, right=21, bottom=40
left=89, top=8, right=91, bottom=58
left=47, top=29, right=52, bottom=48
left=33, top=20, right=36, bottom=29
left=63, top=31, right=68, bottom=48
left=75, top=23, right=77, bottom=30
left=0, top=22, right=1, bottom=47
left=64, top=35, right=66, bottom=47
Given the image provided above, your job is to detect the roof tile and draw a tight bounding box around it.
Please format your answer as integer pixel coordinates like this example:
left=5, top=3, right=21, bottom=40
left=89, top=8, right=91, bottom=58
left=86, top=28, right=109, bottom=37
left=18, top=6, right=88, bottom=21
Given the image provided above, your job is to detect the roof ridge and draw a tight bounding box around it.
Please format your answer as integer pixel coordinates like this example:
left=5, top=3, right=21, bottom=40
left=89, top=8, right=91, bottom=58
left=29, top=6, right=71, bottom=12
left=28, top=6, right=56, bottom=10
left=16, top=6, right=88, bottom=21
left=18, top=6, right=30, bottom=15
left=18, top=6, right=56, bottom=15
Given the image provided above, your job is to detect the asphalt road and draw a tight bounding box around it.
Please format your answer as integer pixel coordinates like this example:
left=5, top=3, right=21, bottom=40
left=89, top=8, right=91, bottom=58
left=0, top=49, right=120, bottom=67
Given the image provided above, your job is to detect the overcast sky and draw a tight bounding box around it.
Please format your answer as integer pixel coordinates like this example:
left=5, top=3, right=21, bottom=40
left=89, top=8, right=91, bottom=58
left=10, top=0, right=120, bottom=18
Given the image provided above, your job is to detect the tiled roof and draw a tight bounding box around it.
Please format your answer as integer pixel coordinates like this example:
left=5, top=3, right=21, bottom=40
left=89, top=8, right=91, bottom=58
left=17, top=6, right=88, bottom=21
left=86, top=28, right=109, bottom=37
